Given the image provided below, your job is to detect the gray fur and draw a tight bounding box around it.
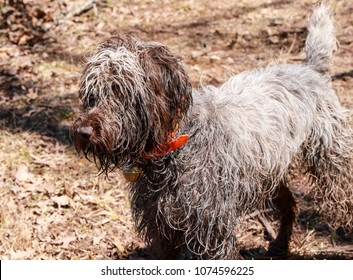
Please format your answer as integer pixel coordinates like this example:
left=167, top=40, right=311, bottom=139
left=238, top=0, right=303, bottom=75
left=71, top=4, right=353, bottom=259
left=305, top=4, right=337, bottom=76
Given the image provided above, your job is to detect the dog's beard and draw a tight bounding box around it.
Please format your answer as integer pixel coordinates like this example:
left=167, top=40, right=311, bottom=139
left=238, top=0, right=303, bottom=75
left=71, top=107, right=150, bottom=173
left=82, top=145, right=129, bottom=174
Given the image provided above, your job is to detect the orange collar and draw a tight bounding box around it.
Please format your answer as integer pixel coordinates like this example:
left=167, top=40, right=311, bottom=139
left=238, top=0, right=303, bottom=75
left=141, top=131, right=189, bottom=159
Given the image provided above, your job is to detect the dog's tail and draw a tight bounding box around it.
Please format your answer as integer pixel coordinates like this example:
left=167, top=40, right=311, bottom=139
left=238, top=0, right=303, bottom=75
left=305, top=3, right=337, bottom=77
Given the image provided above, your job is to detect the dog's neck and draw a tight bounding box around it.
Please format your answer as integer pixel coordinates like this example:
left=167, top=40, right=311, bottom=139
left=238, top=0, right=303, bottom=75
left=122, top=128, right=189, bottom=182
left=140, top=130, right=189, bottom=159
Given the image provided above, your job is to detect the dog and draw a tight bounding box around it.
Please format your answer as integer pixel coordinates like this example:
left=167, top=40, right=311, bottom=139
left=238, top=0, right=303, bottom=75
left=71, top=4, right=353, bottom=259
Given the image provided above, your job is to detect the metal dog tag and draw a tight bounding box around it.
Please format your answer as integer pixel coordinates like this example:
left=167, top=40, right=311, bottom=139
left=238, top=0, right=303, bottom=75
left=122, top=165, right=143, bottom=182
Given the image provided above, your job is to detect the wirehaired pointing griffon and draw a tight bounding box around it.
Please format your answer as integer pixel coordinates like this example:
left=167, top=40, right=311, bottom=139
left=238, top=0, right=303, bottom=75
left=71, top=4, right=353, bottom=259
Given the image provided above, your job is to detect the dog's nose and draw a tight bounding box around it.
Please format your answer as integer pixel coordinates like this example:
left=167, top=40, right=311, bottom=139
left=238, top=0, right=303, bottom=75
left=77, top=126, right=93, bottom=138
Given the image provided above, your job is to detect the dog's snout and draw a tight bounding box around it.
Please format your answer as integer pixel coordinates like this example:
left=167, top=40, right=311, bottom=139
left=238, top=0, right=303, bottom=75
left=77, top=126, right=93, bottom=138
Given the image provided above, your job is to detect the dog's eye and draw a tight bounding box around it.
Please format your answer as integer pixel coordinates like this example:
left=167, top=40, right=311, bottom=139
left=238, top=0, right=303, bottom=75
left=88, top=97, right=96, bottom=108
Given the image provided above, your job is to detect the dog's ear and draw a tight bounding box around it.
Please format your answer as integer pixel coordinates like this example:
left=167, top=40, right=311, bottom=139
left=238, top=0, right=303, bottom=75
left=138, top=43, right=192, bottom=134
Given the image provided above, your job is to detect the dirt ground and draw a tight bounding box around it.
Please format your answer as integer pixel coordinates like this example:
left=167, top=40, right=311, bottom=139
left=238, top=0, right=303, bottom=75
left=1, top=0, right=353, bottom=260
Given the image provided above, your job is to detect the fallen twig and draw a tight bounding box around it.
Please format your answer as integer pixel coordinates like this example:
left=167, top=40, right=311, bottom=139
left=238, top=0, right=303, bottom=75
left=49, top=0, right=98, bottom=29
left=310, top=245, right=353, bottom=254
left=257, top=213, right=276, bottom=240
left=245, top=209, right=276, bottom=240
left=63, top=0, right=97, bottom=20
left=245, top=209, right=272, bottom=219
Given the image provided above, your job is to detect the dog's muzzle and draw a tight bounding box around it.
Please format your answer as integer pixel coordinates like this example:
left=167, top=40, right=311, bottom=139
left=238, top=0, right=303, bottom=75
left=72, top=125, right=94, bottom=152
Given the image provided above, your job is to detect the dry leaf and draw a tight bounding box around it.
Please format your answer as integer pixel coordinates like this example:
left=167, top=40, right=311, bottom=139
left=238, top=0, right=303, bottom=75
left=93, top=232, right=106, bottom=246
left=15, top=165, right=34, bottom=182
left=64, top=182, right=75, bottom=198
left=51, top=236, right=77, bottom=248
left=7, top=248, right=35, bottom=260
left=51, top=195, right=73, bottom=208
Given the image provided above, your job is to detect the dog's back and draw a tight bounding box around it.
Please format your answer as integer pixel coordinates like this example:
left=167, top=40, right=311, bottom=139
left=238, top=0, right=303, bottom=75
left=189, top=4, right=346, bottom=186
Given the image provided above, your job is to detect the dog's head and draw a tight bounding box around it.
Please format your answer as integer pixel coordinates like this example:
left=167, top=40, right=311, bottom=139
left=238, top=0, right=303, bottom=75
left=71, top=34, right=192, bottom=172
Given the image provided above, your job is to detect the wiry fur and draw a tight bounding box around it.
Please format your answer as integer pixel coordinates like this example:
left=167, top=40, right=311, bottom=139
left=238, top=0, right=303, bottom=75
left=305, top=4, right=337, bottom=76
left=71, top=4, right=353, bottom=259
left=72, top=34, right=192, bottom=171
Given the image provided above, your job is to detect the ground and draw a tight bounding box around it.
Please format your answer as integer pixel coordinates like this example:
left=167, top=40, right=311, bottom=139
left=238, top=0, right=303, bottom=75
left=1, top=0, right=353, bottom=260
